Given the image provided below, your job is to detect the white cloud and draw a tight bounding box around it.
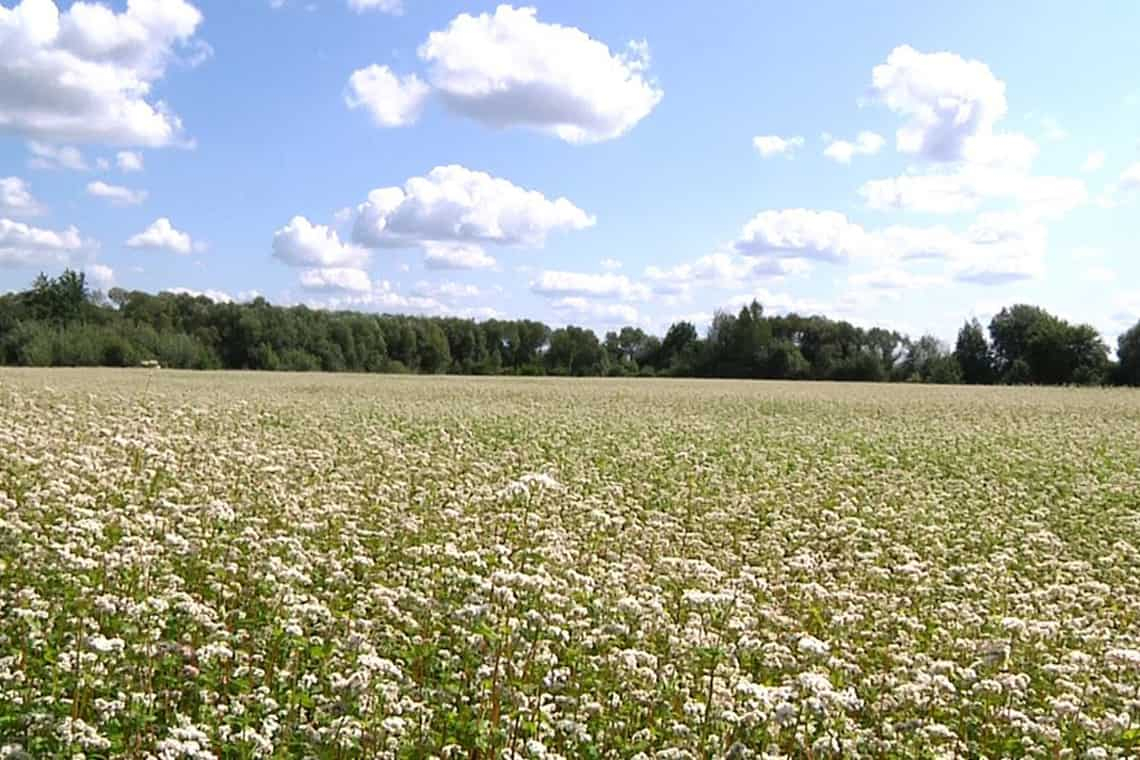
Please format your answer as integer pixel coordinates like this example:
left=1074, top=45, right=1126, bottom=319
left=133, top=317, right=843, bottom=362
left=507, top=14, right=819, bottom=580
left=931, top=213, right=1047, bottom=285
left=272, top=216, right=368, bottom=268
left=0, top=0, right=205, bottom=146
left=860, top=165, right=1086, bottom=217
left=418, top=5, right=662, bottom=143
left=848, top=267, right=945, bottom=291
left=551, top=296, right=640, bottom=325
left=0, top=176, right=44, bottom=216
left=733, top=209, right=868, bottom=263
left=164, top=287, right=234, bottom=302
left=0, top=217, right=85, bottom=267
left=352, top=164, right=594, bottom=248
left=347, top=0, right=402, bottom=13
left=599, top=257, right=622, bottom=271
left=127, top=217, right=192, bottom=254
left=117, top=151, right=144, bottom=172
left=1122, top=163, right=1140, bottom=191
left=27, top=141, right=89, bottom=171
left=299, top=267, right=373, bottom=293
left=870, top=45, right=1014, bottom=164
left=753, top=135, right=804, bottom=158
left=422, top=241, right=497, bottom=270
left=531, top=270, right=649, bottom=301
left=644, top=252, right=805, bottom=297
left=412, top=280, right=481, bottom=299
left=822, top=131, right=884, bottom=164
left=345, top=65, right=430, bottom=127
left=85, top=263, right=114, bottom=289
left=87, top=180, right=147, bottom=206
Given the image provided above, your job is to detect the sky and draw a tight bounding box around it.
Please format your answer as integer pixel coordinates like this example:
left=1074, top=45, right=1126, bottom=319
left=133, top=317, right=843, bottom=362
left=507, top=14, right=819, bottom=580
left=1, top=0, right=1139, bottom=345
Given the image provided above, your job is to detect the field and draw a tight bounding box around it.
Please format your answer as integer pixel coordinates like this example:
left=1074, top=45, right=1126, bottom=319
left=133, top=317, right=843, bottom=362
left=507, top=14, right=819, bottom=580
left=1, top=369, right=1139, bottom=759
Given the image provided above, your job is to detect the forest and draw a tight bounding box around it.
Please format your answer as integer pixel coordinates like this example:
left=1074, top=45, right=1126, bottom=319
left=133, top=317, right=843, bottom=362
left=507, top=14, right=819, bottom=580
left=1, top=269, right=1138, bottom=386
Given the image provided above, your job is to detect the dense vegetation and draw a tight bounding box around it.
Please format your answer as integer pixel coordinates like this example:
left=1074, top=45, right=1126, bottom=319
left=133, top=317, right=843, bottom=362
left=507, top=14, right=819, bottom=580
left=3, top=372, right=1140, bottom=756
left=2, top=269, right=1137, bottom=385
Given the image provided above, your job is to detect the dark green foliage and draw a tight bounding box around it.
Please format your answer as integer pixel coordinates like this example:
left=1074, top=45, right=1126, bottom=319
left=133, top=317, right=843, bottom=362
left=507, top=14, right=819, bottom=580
left=1115, top=321, right=1140, bottom=386
left=954, top=319, right=994, bottom=385
left=0, top=270, right=1130, bottom=385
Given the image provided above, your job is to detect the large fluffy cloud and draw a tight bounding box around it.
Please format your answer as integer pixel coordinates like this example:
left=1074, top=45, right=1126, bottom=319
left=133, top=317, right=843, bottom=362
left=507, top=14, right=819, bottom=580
left=0, top=0, right=205, bottom=146
left=345, top=65, right=430, bottom=127
left=0, top=177, right=43, bottom=216
left=126, top=217, right=192, bottom=254
left=272, top=216, right=368, bottom=268
left=870, top=45, right=1011, bottom=164
left=733, top=209, right=869, bottom=263
left=0, top=217, right=85, bottom=267
left=415, top=5, right=662, bottom=143
left=352, top=164, right=594, bottom=249
left=530, top=270, right=649, bottom=301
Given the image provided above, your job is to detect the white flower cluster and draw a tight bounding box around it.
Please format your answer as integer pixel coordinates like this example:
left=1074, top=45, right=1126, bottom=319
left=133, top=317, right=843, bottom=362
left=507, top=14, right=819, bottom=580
left=0, top=370, right=1138, bottom=757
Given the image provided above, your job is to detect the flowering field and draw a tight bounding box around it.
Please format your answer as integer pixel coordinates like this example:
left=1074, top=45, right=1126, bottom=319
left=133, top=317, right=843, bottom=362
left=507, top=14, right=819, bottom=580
left=2, top=369, right=1139, bottom=759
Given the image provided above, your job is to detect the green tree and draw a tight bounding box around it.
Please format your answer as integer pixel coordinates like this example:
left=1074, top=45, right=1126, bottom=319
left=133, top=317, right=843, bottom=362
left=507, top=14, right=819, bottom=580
left=954, top=319, right=994, bottom=385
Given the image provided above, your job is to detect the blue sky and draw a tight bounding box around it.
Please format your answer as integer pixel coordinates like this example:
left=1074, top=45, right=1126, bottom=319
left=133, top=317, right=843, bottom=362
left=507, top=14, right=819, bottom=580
left=1, top=0, right=1138, bottom=344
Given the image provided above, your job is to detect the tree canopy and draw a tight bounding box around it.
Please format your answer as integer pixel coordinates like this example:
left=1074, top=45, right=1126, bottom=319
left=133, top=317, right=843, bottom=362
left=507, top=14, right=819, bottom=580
left=0, top=270, right=1134, bottom=386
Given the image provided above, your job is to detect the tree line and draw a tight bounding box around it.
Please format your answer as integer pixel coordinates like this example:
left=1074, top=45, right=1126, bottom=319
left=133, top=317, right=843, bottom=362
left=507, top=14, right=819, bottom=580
left=1, top=270, right=1138, bottom=386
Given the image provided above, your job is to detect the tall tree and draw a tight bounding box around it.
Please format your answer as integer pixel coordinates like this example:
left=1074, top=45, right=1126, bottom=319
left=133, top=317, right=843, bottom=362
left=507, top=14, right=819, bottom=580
left=954, top=319, right=993, bottom=385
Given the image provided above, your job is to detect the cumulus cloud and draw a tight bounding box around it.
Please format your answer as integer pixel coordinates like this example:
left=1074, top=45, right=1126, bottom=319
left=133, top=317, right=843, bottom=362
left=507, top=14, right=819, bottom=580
left=352, top=164, right=594, bottom=248
left=299, top=267, right=373, bottom=293
left=117, top=151, right=144, bottom=172
left=84, top=263, right=114, bottom=289
left=753, top=135, right=804, bottom=158
left=0, top=176, right=44, bottom=216
left=0, top=0, right=205, bottom=146
left=417, top=5, right=662, bottom=143
left=422, top=241, right=497, bottom=270
left=345, top=65, right=430, bottom=127
left=881, top=214, right=1047, bottom=285
left=347, top=0, right=402, bottom=13
left=599, top=257, right=622, bottom=271
left=273, top=216, right=369, bottom=269
left=0, top=217, right=85, bottom=267
left=126, top=217, right=192, bottom=254
left=733, top=209, right=868, bottom=263
left=87, top=180, right=147, bottom=206
left=531, top=270, right=649, bottom=301
left=822, top=131, right=885, bottom=164
left=27, top=141, right=89, bottom=171
left=870, top=45, right=1014, bottom=164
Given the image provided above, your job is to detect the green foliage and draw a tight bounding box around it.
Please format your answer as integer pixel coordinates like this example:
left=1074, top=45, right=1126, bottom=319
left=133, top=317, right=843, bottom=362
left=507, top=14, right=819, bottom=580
left=0, top=272, right=1128, bottom=385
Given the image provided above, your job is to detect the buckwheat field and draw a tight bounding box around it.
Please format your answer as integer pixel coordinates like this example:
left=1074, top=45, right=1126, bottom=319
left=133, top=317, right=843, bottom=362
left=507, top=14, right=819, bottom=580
left=2, top=369, right=1140, bottom=759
